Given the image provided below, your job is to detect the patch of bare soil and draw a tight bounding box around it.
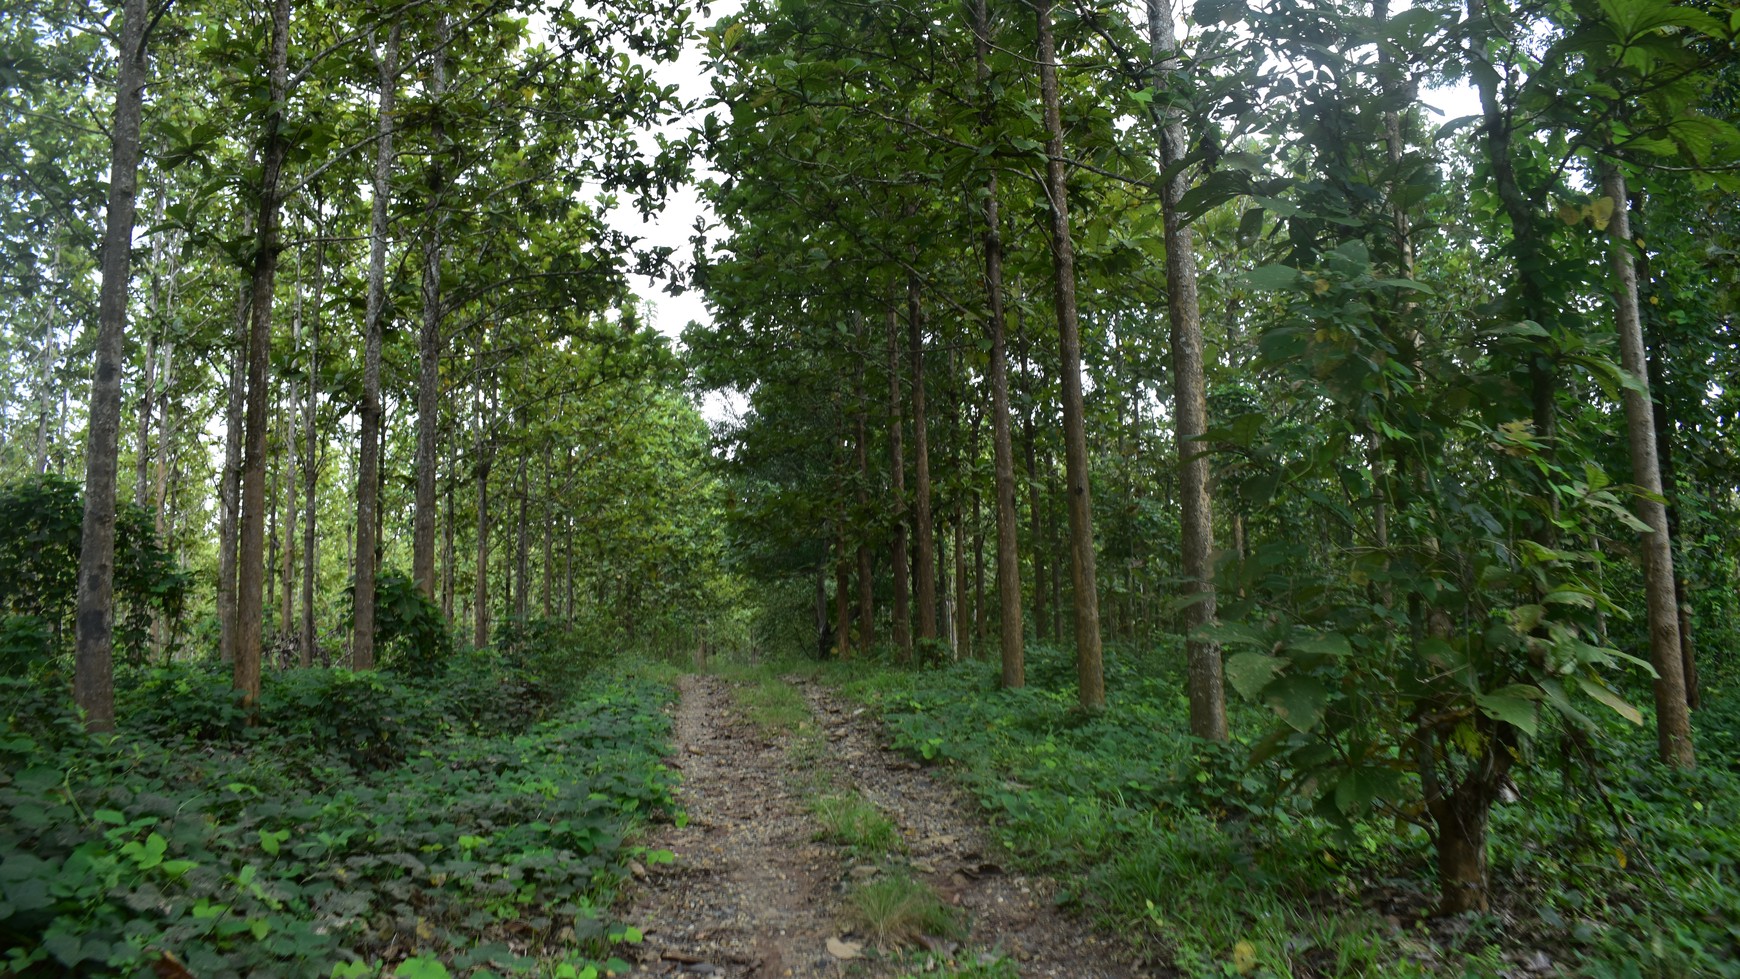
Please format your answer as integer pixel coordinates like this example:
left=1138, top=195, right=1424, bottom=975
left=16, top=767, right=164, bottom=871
left=619, top=672, right=1137, bottom=979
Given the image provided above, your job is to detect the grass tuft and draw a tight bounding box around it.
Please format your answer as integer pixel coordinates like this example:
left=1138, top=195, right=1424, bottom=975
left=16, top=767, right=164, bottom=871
left=849, top=872, right=960, bottom=948
left=810, top=791, right=899, bottom=854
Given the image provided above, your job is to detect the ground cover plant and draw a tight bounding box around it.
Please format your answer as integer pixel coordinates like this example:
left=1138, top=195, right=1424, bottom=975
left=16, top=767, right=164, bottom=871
left=0, top=655, right=676, bottom=978
left=833, top=644, right=1740, bottom=977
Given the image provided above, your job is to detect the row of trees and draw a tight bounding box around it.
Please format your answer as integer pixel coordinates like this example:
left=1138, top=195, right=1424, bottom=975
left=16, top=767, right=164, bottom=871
left=1, top=1, right=729, bottom=724
left=686, top=0, right=1739, bottom=911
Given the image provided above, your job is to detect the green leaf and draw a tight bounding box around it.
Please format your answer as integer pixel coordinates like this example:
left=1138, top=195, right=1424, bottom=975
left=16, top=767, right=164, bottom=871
left=1576, top=676, right=1643, bottom=725
left=1290, top=633, right=1351, bottom=657
left=394, top=956, right=451, bottom=979
left=1332, top=766, right=1404, bottom=814
left=1225, top=652, right=1285, bottom=701
left=1475, top=685, right=1542, bottom=736
left=1373, top=277, right=1435, bottom=294
left=1265, top=675, right=1328, bottom=733
left=1242, top=264, right=1301, bottom=290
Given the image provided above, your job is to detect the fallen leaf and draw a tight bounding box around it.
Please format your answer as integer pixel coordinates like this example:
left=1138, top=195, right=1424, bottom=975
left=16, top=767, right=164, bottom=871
left=826, top=937, right=862, bottom=960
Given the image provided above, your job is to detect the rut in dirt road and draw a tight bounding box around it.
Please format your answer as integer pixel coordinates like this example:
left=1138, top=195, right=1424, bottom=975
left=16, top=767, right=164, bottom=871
left=619, top=672, right=1136, bottom=979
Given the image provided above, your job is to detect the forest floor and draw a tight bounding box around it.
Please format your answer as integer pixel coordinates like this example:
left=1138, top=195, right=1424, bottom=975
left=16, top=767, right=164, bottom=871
left=619, top=672, right=1136, bottom=979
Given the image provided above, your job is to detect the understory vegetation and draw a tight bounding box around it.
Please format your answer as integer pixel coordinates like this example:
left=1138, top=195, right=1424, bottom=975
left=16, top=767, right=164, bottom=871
left=0, top=650, right=676, bottom=978
left=821, top=646, right=1740, bottom=978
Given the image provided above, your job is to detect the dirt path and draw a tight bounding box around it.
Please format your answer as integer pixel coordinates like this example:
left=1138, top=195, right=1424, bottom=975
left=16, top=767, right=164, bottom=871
left=619, top=673, right=1136, bottom=979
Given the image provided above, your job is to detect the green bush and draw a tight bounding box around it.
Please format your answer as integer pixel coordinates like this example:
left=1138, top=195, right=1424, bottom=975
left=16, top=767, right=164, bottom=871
left=0, top=663, right=677, bottom=978
left=0, top=474, right=188, bottom=668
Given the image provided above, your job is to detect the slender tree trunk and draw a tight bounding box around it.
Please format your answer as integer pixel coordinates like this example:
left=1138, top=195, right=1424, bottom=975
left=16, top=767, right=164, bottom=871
left=134, top=335, right=156, bottom=508
left=1035, top=0, right=1105, bottom=709
left=413, top=17, right=448, bottom=598
left=1148, top=0, right=1225, bottom=738
left=973, top=0, right=1025, bottom=685
left=515, top=455, right=530, bottom=619
left=973, top=492, right=986, bottom=645
left=1602, top=164, right=1693, bottom=769
left=886, top=302, right=911, bottom=662
left=235, top=0, right=294, bottom=708
left=73, top=0, right=151, bottom=731
left=151, top=345, right=174, bottom=535
left=1638, top=223, right=1700, bottom=710
left=350, top=20, right=402, bottom=671
left=907, top=272, right=938, bottom=642
left=282, top=236, right=301, bottom=648
left=443, top=468, right=456, bottom=621
left=854, top=315, right=875, bottom=656
left=1021, top=339, right=1048, bottom=643
left=475, top=453, right=492, bottom=649
left=300, top=199, right=324, bottom=667
left=474, top=384, right=495, bottom=648
left=542, top=467, right=554, bottom=619
left=834, top=518, right=851, bottom=658
left=219, top=286, right=248, bottom=665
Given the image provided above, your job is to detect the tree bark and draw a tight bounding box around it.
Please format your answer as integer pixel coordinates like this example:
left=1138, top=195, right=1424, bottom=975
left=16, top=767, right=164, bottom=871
left=236, top=0, right=294, bottom=709
left=350, top=20, right=402, bottom=671
left=1148, top=0, right=1225, bottom=738
left=73, top=0, right=152, bottom=731
left=412, top=17, right=448, bottom=599
left=853, top=314, right=875, bottom=656
left=973, top=0, right=1025, bottom=685
left=1021, top=338, right=1047, bottom=643
left=1602, top=164, right=1694, bottom=769
left=1035, top=0, right=1105, bottom=709
left=1638, top=222, right=1700, bottom=710
left=515, top=454, right=530, bottom=618
left=886, top=302, right=911, bottom=662
left=907, top=271, right=938, bottom=642
left=219, top=287, right=248, bottom=666
left=834, top=518, right=851, bottom=658
left=300, top=195, right=324, bottom=667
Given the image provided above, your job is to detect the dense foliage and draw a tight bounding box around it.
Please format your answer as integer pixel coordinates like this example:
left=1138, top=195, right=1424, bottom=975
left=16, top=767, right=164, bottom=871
left=839, top=646, right=1740, bottom=976
left=0, top=474, right=188, bottom=672
left=0, top=655, right=676, bottom=978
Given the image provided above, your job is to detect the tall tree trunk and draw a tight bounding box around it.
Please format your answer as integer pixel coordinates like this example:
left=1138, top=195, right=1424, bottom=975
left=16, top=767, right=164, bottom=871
left=886, top=302, right=912, bottom=662
left=219, top=287, right=248, bottom=665
left=1035, top=0, right=1105, bottom=709
left=974, top=0, right=1025, bottom=685
left=907, top=271, right=938, bottom=642
left=515, top=454, right=529, bottom=619
left=134, top=332, right=156, bottom=507
left=350, top=20, right=402, bottom=671
left=281, top=236, right=300, bottom=647
left=73, top=0, right=152, bottom=731
left=474, top=384, right=495, bottom=649
left=535, top=466, right=549, bottom=619
left=1601, top=164, right=1693, bottom=769
left=412, top=17, right=448, bottom=598
left=1021, top=337, right=1047, bottom=643
left=443, top=466, right=456, bottom=621
left=1148, top=0, right=1225, bottom=739
left=236, top=0, right=294, bottom=709
left=834, top=517, right=851, bottom=658
left=300, top=196, right=324, bottom=667
left=474, top=452, right=492, bottom=649
left=1637, top=220, right=1700, bottom=710
left=854, top=315, right=875, bottom=656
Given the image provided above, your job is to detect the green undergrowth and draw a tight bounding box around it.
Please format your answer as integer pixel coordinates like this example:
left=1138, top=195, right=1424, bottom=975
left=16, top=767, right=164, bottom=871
left=0, top=653, right=678, bottom=978
left=825, top=643, right=1740, bottom=978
